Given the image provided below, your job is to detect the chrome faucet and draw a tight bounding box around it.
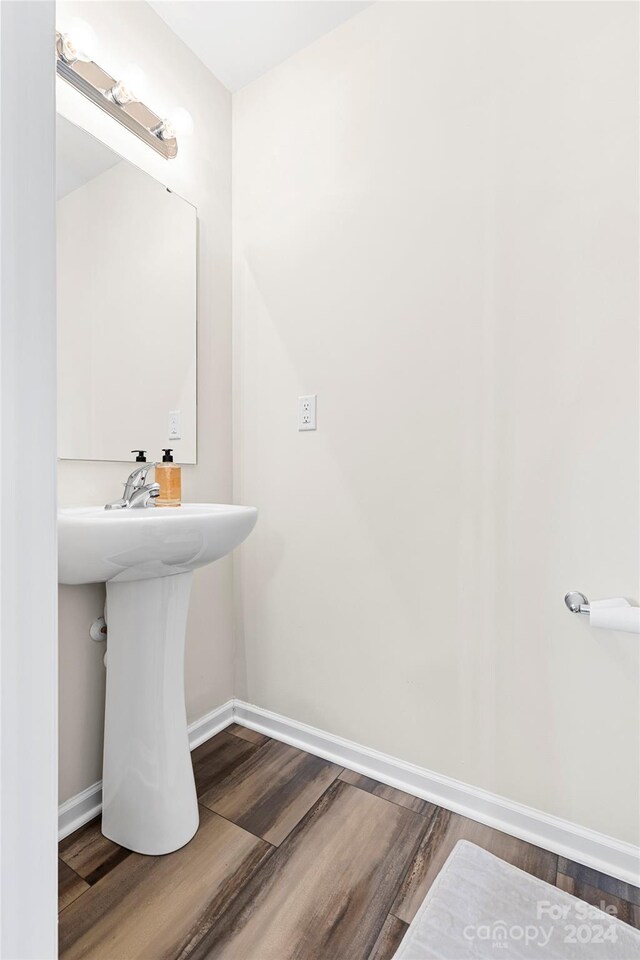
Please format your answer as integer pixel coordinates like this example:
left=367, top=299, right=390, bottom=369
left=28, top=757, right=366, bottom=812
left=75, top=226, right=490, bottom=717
left=105, top=464, right=160, bottom=510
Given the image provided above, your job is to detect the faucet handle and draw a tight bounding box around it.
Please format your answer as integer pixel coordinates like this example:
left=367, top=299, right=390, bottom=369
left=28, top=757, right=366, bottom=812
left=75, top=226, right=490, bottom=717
left=127, top=464, right=148, bottom=483
left=123, top=464, right=150, bottom=502
left=128, top=482, right=160, bottom=509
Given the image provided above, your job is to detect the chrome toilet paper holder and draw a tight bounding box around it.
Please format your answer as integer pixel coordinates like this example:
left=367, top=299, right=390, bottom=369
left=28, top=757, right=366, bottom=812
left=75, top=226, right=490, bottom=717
left=564, top=591, right=590, bottom=615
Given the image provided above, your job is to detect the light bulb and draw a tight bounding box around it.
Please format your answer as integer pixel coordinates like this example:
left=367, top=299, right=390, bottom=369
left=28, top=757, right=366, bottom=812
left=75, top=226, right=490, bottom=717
left=67, top=17, right=97, bottom=61
left=110, top=80, right=135, bottom=106
left=58, top=34, right=79, bottom=64
left=166, top=108, right=194, bottom=138
left=154, top=120, right=176, bottom=142
left=119, top=64, right=147, bottom=102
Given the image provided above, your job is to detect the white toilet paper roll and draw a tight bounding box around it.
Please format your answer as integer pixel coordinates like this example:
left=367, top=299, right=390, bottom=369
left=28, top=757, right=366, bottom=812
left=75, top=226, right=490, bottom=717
left=589, top=598, right=640, bottom=634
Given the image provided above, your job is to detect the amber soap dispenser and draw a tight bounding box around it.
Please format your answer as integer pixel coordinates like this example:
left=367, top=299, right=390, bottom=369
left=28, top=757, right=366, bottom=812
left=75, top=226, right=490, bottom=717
left=155, top=449, right=181, bottom=507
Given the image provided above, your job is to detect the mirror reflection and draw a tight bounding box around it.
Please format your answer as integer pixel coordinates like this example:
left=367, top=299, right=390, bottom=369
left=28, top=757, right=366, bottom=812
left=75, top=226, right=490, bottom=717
left=56, top=115, right=197, bottom=463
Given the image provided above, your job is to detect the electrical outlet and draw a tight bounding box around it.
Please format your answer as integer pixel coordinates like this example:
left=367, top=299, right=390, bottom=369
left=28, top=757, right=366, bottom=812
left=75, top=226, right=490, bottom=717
left=298, top=394, right=317, bottom=431
left=168, top=410, right=181, bottom=440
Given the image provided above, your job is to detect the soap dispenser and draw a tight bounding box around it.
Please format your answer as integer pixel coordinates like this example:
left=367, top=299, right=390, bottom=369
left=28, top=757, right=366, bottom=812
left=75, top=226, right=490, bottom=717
left=155, top=449, right=181, bottom=507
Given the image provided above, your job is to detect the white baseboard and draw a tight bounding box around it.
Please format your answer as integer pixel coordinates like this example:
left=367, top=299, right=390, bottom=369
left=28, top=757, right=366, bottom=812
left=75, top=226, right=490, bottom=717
left=58, top=696, right=639, bottom=887
left=57, top=699, right=234, bottom=840
left=187, top=698, right=234, bottom=750
left=58, top=781, right=103, bottom=842
left=233, top=700, right=640, bottom=888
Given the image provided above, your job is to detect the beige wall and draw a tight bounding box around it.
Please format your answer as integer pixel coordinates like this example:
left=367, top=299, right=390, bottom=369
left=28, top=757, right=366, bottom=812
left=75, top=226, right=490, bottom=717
left=57, top=1, right=233, bottom=802
left=233, top=2, right=640, bottom=844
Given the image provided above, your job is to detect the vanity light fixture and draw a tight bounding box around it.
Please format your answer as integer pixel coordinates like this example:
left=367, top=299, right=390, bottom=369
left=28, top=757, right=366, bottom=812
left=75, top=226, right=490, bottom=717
left=55, top=26, right=189, bottom=160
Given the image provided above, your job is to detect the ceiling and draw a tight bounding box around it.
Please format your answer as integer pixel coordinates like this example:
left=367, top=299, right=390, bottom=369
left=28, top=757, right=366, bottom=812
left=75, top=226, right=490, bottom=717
left=149, top=1, right=373, bottom=92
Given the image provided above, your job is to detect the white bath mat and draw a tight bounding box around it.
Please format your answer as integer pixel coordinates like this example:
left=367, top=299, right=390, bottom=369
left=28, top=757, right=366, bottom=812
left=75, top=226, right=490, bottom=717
left=393, top=840, right=640, bottom=959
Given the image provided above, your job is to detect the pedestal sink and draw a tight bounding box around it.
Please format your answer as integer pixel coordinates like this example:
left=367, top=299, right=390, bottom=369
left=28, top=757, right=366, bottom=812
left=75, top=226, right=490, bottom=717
left=58, top=503, right=257, bottom=855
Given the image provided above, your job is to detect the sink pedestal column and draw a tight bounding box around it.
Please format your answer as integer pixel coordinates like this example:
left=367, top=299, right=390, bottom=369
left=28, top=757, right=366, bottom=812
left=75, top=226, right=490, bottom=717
left=101, top=570, right=199, bottom=855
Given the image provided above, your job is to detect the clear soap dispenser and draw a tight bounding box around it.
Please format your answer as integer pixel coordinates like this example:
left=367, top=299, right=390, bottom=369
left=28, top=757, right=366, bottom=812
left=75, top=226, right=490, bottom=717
left=155, top=448, right=181, bottom=507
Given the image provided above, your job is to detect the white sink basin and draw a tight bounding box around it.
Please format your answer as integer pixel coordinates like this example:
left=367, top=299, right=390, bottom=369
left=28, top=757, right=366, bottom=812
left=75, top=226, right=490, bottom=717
left=58, top=503, right=257, bottom=584
left=57, top=502, right=257, bottom=856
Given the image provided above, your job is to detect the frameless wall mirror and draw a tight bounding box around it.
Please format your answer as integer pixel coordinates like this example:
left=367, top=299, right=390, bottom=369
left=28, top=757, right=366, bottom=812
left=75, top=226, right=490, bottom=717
left=56, top=115, right=197, bottom=463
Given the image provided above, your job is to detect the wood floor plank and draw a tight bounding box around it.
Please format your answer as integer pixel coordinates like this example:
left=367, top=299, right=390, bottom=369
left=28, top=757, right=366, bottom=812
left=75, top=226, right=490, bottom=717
left=59, top=807, right=272, bottom=960
left=227, top=722, right=269, bottom=746
left=200, top=738, right=342, bottom=845
left=58, top=859, right=89, bottom=913
left=557, top=873, right=640, bottom=929
left=391, top=806, right=558, bottom=924
left=191, top=779, right=428, bottom=960
left=59, top=817, right=130, bottom=885
left=367, top=914, right=409, bottom=960
left=339, top=768, right=435, bottom=817
left=558, top=856, right=640, bottom=907
left=191, top=729, right=260, bottom=799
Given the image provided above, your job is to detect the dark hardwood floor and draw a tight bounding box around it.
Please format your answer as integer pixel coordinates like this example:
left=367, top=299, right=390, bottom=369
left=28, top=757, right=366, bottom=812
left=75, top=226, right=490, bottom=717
left=58, top=725, right=640, bottom=959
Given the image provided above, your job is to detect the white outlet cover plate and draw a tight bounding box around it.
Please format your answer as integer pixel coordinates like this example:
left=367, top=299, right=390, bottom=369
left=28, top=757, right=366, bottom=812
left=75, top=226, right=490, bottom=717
left=298, top=394, right=317, bottom=431
left=168, top=410, right=181, bottom=439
